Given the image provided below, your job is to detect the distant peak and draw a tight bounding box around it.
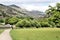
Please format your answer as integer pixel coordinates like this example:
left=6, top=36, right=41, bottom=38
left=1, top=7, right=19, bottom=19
left=0, top=4, right=5, bottom=6
left=10, top=4, right=20, bottom=8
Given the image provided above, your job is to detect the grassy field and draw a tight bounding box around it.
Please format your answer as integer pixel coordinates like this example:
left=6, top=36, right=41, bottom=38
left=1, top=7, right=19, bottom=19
left=10, top=28, right=60, bottom=40
left=0, top=29, right=4, bottom=34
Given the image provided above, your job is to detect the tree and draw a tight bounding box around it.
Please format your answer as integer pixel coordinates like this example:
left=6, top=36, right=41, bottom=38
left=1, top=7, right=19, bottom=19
left=5, top=17, right=18, bottom=25
left=46, top=5, right=56, bottom=17
left=56, top=3, right=60, bottom=11
left=5, top=17, right=11, bottom=24
left=0, top=18, right=4, bottom=23
left=46, top=3, right=60, bottom=27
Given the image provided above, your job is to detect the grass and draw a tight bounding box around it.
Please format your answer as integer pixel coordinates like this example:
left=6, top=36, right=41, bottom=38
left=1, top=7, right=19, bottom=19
left=0, top=29, right=4, bottom=34
left=10, top=28, right=60, bottom=40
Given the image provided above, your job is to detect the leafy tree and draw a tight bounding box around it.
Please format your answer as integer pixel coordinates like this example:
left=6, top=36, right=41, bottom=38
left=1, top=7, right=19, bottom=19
left=0, top=18, right=4, bottom=23
left=40, top=22, right=50, bottom=27
left=46, top=5, right=56, bottom=17
left=56, top=3, right=60, bottom=11
left=16, top=19, right=41, bottom=28
left=16, top=20, right=24, bottom=28
left=5, top=17, right=11, bottom=24
left=7, top=17, right=18, bottom=25
left=46, top=3, right=60, bottom=27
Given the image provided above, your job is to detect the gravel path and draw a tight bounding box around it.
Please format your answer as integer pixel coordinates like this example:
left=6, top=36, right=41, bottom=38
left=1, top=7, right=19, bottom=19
left=0, top=29, right=12, bottom=40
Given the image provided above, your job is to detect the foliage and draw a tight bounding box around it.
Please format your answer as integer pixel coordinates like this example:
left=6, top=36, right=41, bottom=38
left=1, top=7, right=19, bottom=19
left=16, top=19, right=41, bottom=28
left=0, top=18, right=4, bottom=23
left=40, top=22, right=50, bottom=27
left=8, top=17, right=18, bottom=25
left=3, top=3, right=60, bottom=28
left=5, top=17, right=18, bottom=25
left=30, top=20, right=41, bottom=28
left=16, top=19, right=32, bottom=28
left=16, top=20, right=24, bottom=28
left=46, top=3, right=60, bottom=28
left=5, top=17, right=10, bottom=24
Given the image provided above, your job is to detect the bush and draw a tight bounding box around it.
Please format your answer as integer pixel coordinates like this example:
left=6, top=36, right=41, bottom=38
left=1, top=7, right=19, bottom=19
left=30, top=20, right=36, bottom=27
left=16, top=19, right=32, bottom=28
left=35, top=22, right=41, bottom=28
left=24, top=21, right=31, bottom=28
left=30, top=20, right=41, bottom=28
left=56, top=23, right=60, bottom=28
left=48, top=21, right=56, bottom=28
left=5, top=17, right=10, bottom=24
left=16, top=19, right=41, bottom=28
left=0, top=18, right=4, bottom=23
left=16, top=20, right=24, bottom=28
left=40, top=22, right=50, bottom=27
left=8, top=17, right=18, bottom=25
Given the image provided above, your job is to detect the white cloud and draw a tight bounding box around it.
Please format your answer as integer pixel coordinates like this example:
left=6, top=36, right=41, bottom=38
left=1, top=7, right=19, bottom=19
left=49, top=3, right=56, bottom=7
left=20, top=4, right=48, bottom=12
left=0, top=0, right=52, bottom=3
left=2, top=0, right=59, bottom=3
left=0, top=0, right=60, bottom=11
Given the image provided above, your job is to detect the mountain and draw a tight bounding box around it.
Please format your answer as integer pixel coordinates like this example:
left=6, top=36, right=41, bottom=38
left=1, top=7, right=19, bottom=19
left=10, top=4, right=20, bottom=8
left=0, top=4, right=25, bottom=17
left=26, top=10, right=45, bottom=18
left=0, top=4, right=46, bottom=18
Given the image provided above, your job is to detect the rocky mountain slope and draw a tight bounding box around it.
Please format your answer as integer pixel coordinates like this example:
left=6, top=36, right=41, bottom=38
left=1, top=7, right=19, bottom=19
left=0, top=4, right=46, bottom=18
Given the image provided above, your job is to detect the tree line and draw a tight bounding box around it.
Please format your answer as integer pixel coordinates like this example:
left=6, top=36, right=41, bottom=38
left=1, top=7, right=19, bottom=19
left=0, top=3, right=60, bottom=28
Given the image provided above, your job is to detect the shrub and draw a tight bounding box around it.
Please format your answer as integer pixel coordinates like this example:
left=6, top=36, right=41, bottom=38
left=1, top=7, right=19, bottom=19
left=56, top=23, right=60, bottom=28
left=15, top=17, right=59, bottom=28
left=5, top=17, right=10, bottom=24
left=40, top=22, right=50, bottom=27
left=35, top=22, right=41, bottom=28
left=24, top=20, right=31, bottom=28
left=16, top=19, right=32, bottom=28
left=16, top=20, right=24, bottom=28
left=8, top=17, right=18, bottom=25
left=30, top=20, right=36, bottom=27
left=0, top=18, right=4, bottom=23
left=30, top=20, right=41, bottom=28
left=48, top=21, right=56, bottom=28
left=16, top=19, right=41, bottom=28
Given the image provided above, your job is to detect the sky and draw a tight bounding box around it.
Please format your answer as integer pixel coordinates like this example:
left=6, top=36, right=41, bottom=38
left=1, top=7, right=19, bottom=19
left=0, top=0, right=60, bottom=12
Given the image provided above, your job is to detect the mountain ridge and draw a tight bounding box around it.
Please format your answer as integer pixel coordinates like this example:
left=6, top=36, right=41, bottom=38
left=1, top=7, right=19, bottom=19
left=0, top=4, right=46, bottom=18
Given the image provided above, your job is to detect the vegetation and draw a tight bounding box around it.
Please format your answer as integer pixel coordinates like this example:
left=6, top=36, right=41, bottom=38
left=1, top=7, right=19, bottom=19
left=46, top=3, right=60, bottom=28
left=0, top=2, right=60, bottom=40
left=10, top=28, right=60, bottom=40
left=0, top=3, right=60, bottom=28
left=5, top=17, right=18, bottom=25
left=7, top=17, right=18, bottom=25
left=0, top=18, right=4, bottom=23
left=0, top=29, right=4, bottom=34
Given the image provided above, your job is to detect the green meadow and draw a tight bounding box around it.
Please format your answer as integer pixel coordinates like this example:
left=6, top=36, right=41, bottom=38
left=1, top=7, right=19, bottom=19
left=10, top=28, right=60, bottom=40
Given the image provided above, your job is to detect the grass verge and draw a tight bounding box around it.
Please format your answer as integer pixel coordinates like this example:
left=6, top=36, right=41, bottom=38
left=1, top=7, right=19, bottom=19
left=0, top=29, right=4, bottom=34
left=10, top=28, right=60, bottom=40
